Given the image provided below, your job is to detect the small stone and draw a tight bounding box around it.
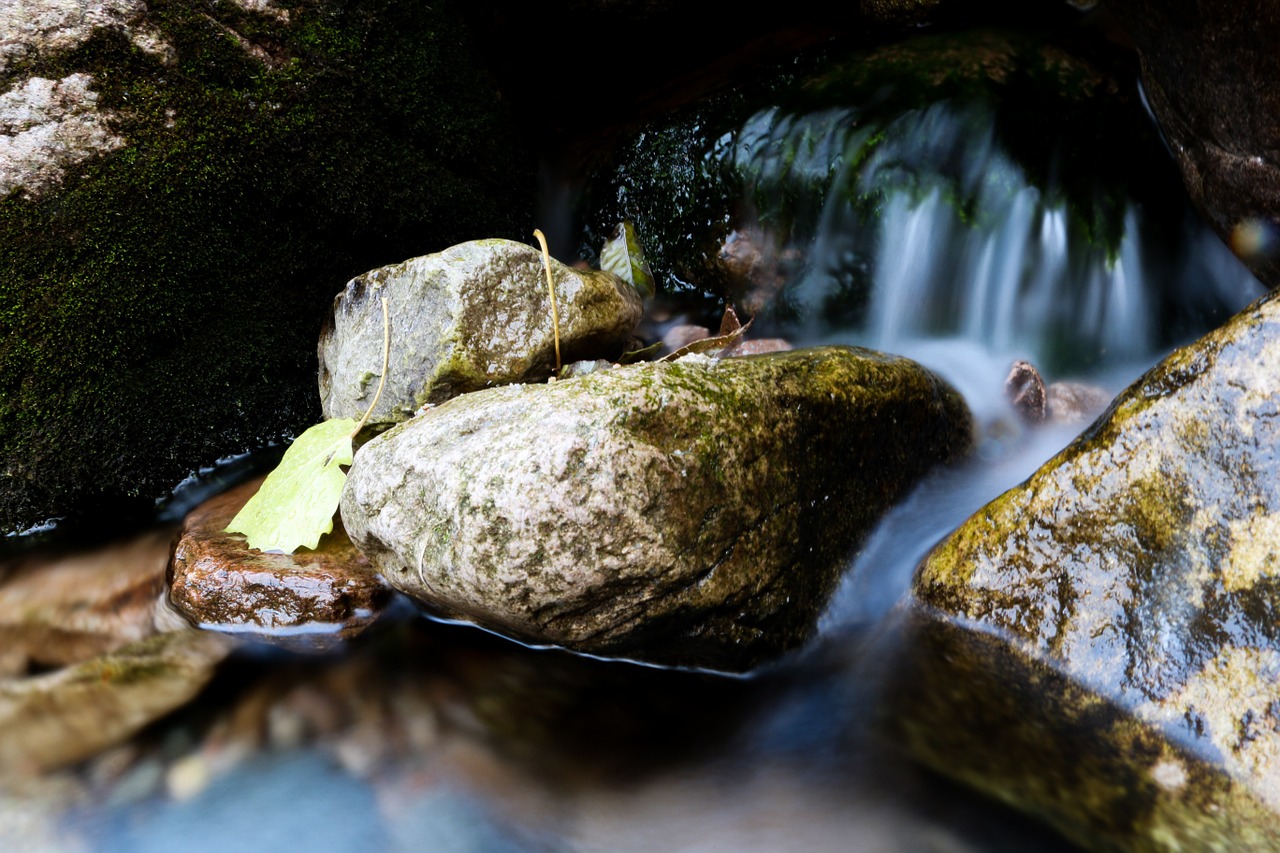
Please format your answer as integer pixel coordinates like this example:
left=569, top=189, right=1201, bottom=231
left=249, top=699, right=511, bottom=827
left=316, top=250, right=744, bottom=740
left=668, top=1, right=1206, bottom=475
left=318, top=239, right=644, bottom=423
left=168, top=476, right=391, bottom=650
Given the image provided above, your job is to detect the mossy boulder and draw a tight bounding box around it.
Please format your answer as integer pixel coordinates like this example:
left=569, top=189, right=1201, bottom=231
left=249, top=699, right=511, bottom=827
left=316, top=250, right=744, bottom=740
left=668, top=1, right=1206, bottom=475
left=341, top=345, right=972, bottom=672
left=0, top=0, right=533, bottom=533
left=318, top=240, right=644, bottom=423
left=892, top=290, right=1280, bottom=848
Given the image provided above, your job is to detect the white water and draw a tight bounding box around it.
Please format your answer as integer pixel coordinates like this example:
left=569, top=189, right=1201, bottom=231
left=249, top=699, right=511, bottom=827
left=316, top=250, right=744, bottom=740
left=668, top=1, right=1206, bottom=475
left=734, top=101, right=1262, bottom=388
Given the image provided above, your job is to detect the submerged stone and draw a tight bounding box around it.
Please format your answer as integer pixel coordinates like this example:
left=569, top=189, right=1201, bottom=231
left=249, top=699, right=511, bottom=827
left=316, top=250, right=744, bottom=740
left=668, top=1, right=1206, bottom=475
left=0, top=629, right=232, bottom=776
left=896, top=290, right=1280, bottom=848
left=169, top=476, right=390, bottom=650
left=341, top=345, right=972, bottom=671
left=0, top=528, right=171, bottom=676
left=318, top=240, right=644, bottom=423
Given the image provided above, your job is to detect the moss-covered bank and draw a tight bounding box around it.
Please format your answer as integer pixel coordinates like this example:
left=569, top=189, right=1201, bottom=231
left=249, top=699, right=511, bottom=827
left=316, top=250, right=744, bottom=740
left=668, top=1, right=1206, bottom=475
left=0, top=0, right=534, bottom=533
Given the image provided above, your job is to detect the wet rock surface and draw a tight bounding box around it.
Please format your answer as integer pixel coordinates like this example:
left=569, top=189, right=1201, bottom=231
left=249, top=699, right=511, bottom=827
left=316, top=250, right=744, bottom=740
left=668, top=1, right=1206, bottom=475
left=1003, top=359, right=1110, bottom=425
left=1106, top=0, right=1280, bottom=287
left=0, top=528, right=172, bottom=676
left=319, top=240, right=644, bottom=423
left=342, top=345, right=972, bottom=671
left=898, top=290, right=1280, bottom=849
left=170, top=476, right=390, bottom=649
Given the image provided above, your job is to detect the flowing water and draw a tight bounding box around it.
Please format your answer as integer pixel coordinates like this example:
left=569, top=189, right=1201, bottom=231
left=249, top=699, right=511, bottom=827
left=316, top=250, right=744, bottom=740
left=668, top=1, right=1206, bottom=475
left=18, top=77, right=1271, bottom=853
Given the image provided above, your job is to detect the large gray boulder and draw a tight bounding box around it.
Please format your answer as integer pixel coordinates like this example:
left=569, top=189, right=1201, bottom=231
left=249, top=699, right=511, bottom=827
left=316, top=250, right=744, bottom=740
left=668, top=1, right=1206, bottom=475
left=0, top=0, right=532, bottom=533
left=892, top=290, right=1280, bottom=849
left=318, top=240, right=644, bottom=423
left=341, top=346, right=972, bottom=671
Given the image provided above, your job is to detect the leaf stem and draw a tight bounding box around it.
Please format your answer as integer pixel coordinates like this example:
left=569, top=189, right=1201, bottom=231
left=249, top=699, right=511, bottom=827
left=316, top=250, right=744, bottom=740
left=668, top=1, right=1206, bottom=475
left=533, top=229, right=562, bottom=373
left=352, top=291, right=390, bottom=438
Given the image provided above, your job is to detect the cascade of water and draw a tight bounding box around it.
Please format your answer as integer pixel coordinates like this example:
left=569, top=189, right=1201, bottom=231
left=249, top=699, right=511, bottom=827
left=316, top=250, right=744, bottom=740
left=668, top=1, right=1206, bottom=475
left=730, top=100, right=1263, bottom=377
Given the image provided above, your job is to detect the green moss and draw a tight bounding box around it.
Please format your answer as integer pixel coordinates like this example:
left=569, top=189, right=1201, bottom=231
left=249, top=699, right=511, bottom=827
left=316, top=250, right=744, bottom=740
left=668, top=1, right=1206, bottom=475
left=0, top=0, right=534, bottom=532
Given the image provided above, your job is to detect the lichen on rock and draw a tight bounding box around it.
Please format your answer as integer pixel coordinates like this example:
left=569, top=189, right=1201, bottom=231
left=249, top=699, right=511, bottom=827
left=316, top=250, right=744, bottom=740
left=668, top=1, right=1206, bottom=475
left=0, top=73, right=124, bottom=198
left=318, top=239, right=645, bottom=423
left=341, top=345, right=972, bottom=671
left=895, top=289, right=1280, bottom=849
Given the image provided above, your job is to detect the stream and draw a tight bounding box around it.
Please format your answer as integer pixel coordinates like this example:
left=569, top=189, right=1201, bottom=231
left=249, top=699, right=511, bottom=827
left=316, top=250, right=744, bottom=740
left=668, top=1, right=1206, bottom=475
left=6, top=33, right=1270, bottom=853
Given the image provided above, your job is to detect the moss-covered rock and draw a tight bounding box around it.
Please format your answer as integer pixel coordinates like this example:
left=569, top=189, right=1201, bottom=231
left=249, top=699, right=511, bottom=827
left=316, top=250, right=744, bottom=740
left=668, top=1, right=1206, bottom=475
left=0, top=0, right=534, bottom=533
left=0, top=628, right=233, bottom=775
left=341, top=345, right=972, bottom=671
left=578, top=26, right=1182, bottom=315
left=894, top=289, right=1280, bottom=848
left=318, top=240, right=644, bottom=423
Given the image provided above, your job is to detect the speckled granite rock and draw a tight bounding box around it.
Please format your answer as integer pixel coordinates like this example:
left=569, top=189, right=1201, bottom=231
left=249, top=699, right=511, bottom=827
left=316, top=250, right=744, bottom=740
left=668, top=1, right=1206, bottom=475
left=342, top=345, right=972, bottom=671
left=318, top=240, right=644, bottom=423
left=895, top=290, right=1280, bottom=850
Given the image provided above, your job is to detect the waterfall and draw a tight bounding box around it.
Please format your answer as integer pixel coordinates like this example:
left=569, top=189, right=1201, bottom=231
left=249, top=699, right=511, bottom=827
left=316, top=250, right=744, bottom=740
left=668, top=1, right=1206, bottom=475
left=728, top=100, right=1264, bottom=376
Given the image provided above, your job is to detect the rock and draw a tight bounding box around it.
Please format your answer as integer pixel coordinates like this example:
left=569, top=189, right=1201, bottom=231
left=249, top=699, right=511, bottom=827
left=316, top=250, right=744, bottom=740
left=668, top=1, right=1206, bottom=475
left=0, top=528, right=171, bottom=676
left=341, top=345, right=972, bottom=671
left=0, top=0, right=533, bottom=533
left=726, top=338, right=793, bottom=357
left=1003, top=360, right=1110, bottom=424
left=894, top=290, right=1280, bottom=848
left=0, top=629, right=233, bottom=776
left=1105, top=0, right=1280, bottom=287
left=169, top=476, right=391, bottom=649
left=318, top=240, right=644, bottom=423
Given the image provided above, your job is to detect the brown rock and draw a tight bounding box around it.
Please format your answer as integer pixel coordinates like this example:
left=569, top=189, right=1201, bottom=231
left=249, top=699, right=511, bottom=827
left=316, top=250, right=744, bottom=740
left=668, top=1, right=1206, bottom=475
left=0, top=629, right=233, bottom=777
left=1004, top=360, right=1110, bottom=425
left=169, top=477, right=391, bottom=649
left=726, top=338, right=794, bottom=357
left=0, top=529, right=172, bottom=676
left=1106, top=0, right=1280, bottom=287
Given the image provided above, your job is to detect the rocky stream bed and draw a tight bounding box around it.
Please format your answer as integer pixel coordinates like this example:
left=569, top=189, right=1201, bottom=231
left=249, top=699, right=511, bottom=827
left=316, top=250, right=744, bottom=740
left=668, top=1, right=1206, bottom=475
left=4, top=2, right=1280, bottom=850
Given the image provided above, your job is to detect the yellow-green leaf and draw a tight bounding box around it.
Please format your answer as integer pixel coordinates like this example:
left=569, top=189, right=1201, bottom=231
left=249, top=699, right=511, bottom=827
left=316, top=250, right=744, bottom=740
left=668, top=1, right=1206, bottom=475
left=225, top=418, right=359, bottom=553
left=600, top=220, right=656, bottom=298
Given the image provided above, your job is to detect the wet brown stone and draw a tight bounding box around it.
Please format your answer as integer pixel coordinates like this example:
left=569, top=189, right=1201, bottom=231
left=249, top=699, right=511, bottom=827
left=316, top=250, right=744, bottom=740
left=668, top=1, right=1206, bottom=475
left=169, top=477, right=391, bottom=649
left=1106, top=0, right=1280, bottom=287
left=0, top=529, right=172, bottom=676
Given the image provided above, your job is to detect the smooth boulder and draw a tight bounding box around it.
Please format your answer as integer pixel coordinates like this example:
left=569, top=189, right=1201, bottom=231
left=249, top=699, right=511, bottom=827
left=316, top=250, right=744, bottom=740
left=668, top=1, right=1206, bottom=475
left=894, top=290, right=1280, bottom=849
left=318, top=240, right=644, bottom=423
left=169, top=476, right=391, bottom=649
left=342, top=346, right=972, bottom=671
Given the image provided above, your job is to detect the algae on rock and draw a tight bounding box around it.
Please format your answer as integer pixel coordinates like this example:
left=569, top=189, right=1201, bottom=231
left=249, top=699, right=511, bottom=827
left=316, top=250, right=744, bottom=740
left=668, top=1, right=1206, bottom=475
left=318, top=240, right=644, bottom=424
left=341, top=346, right=972, bottom=672
left=893, top=289, right=1280, bottom=850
